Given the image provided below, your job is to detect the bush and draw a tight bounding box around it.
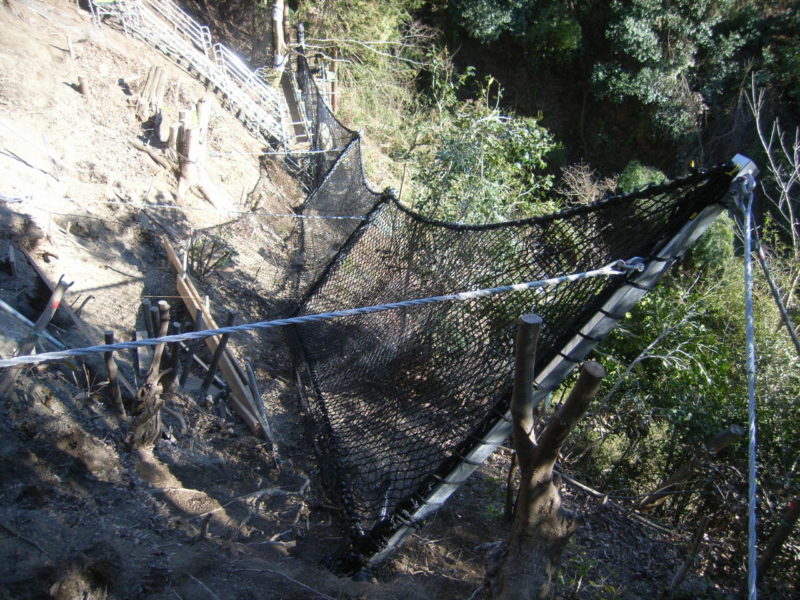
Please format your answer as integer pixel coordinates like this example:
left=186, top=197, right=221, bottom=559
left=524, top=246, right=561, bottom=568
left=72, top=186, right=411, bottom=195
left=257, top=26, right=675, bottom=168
left=616, top=160, right=666, bottom=193
left=410, top=79, right=560, bottom=222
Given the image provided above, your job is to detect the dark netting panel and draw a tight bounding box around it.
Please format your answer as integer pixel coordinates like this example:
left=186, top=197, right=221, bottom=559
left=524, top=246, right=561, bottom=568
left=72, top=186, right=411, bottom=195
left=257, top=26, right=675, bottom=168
left=293, top=168, right=734, bottom=550
left=297, top=140, right=383, bottom=296
left=205, top=71, right=379, bottom=314
left=296, top=57, right=358, bottom=186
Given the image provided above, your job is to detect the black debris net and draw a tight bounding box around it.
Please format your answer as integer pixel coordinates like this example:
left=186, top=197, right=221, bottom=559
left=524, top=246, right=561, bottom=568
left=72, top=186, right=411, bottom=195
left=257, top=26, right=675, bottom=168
left=289, top=54, right=736, bottom=562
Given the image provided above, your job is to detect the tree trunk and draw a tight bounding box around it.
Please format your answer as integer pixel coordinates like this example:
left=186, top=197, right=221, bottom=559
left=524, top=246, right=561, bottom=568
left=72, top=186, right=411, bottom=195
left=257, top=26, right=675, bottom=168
left=488, top=318, right=605, bottom=600
left=271, top=0, right=287, bottom=70
left=130, top=301, right=170, bottom=448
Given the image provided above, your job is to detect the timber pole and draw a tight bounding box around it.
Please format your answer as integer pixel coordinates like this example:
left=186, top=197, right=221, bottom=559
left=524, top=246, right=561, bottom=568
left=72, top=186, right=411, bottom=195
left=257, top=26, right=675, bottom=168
left=198, top=311, right=236, bottom=398
left=0, top=276, right=72, bottom=397
left=510, top=314, right=543, bottom=471
left=104, top=330, right=125, bottom=416
left=490, top=319, right=605, bottom=600
left=179, top=309, right=204, bottom=388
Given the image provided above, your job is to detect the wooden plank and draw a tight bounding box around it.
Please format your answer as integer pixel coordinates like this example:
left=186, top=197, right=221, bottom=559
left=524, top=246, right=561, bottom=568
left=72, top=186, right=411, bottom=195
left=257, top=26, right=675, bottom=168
left=163, top=236, right=264, bottom=436
left=19, top=248, right=137, bottom=398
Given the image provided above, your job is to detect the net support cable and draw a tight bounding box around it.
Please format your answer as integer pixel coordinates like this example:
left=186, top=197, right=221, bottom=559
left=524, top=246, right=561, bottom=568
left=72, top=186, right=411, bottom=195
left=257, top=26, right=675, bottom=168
left=753, top=232, right=800, bottom=362
left=0, top=261, right=635, bottom=369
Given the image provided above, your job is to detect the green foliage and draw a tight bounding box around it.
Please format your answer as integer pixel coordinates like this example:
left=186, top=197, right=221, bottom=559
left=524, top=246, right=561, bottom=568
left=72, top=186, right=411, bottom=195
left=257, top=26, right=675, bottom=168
left=615, top=160, right=666, bottom=193
left=684, top=215, right=735, bottom=273
left=188, top=232, right=237, bottom=281
left=521, top=7, right=583, bottom=63
left=448, top=0, right=531, bottom=43
left=761, top=6, right=800, bottom=103
left=295, top=0, right=434, bottom=182
left=449, top=0, right=584, bottom=64
left=410, top=78, right=560, bottom=222
left=565, top=225, right=800, bottom=585
left=590, top=0, right=754, bottom=139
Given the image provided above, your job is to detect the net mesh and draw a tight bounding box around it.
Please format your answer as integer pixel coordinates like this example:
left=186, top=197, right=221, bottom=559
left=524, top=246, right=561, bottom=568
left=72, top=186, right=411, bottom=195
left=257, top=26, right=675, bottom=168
left=294, top=174, right=734, bottom=551
left=281, top=61, right=735, bottom=557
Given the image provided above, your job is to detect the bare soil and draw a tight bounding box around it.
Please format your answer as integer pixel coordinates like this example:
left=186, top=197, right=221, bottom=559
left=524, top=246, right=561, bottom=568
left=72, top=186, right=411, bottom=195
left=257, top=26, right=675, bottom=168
left=0, top=1, right=717, bottom=598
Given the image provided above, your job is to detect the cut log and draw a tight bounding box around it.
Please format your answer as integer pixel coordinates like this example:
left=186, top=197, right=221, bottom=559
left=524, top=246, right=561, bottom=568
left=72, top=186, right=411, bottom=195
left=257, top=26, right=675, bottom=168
left=78, top=75, right=90, bottom=97
left=162, top=236, right=265, bottom=436
left=176, top=127, right=198, bottom=204
left=130, top=301, right=170, bottom=448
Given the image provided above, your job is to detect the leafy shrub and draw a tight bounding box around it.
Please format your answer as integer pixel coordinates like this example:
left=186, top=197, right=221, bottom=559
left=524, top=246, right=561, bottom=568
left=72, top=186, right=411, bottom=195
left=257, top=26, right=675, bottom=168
left=410, top=79, right=560, bottom=222
left=616, top=160, right=666, bottom=193
left=448, top=0, right=531, bottom=43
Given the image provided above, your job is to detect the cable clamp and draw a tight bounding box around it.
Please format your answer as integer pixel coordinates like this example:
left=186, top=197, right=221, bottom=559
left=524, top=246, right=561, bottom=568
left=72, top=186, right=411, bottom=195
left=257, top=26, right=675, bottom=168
left=613, top=257, right=646, bottom=273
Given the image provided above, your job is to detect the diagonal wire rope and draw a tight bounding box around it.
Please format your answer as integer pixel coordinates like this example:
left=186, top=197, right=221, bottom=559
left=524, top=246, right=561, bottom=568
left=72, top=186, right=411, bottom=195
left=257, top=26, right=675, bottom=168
left=0, top=192, right=366, bottom=221
left=752, top=229, right=800, bottom=362
left=0, top=259, right=643, bottom=369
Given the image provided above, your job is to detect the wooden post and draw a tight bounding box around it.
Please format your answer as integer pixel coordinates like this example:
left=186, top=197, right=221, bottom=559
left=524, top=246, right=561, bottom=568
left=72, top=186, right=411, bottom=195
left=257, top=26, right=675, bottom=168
left=179, top=309, right=204, bottom=388
left=177, top=109, right=191, bottom=147
left=67, top=35, right=75, bottom=60
left=104, top=331, right=125, bottom=416
left=153, top=301, right=170, bottom=367
left=149, top=305, right=160, bottom=340
left=330, top=48, right=338, bottom=112
left=246, top=359, right=274, bottom=444
left=131, top=330, right=141, bottom=382
left=297, top=23, right=305, bottom=73
left=142, top=299, right=154, bottom=338
left=167, top=125, right=178, bottom=150
left=190, top=355, right=226, bottom=390
left=0, top=276, right=73, bottom=396
left=510, top=315, right=542, bottom=465
left=176, top=127, right=198, bottom=203
left=282, top=0, right=290, bottom=58
left=163, top=322, right=182, bottom=393
left=271, top=0, right=287, bottom=70
left=136, top=65, right=160, bottom=119
left=757, top=496, right=800, bottom=582
left=77, top=75, right=90, bottom=97
left=136, top=66, right=155, bottom=119
left=198, top=311, right=235, bottom=398
left=152, top=67, right=167, bottom=112
left=489, top=316, right=605, bottom=600
left=130, top=301, right=170, bottom=448
left=7, top=243, right=16, bottom=277
left=196, top=96, right=211, bottom=147
left=271, top=0, right=289, bottom=87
